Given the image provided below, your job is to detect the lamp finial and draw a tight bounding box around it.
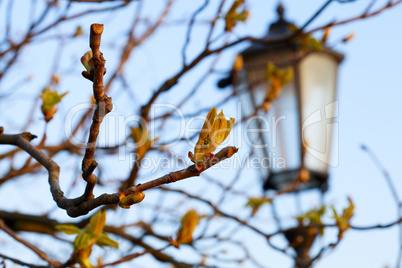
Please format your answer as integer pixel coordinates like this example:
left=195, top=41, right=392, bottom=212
left=277, top=3, right=285, bottom=19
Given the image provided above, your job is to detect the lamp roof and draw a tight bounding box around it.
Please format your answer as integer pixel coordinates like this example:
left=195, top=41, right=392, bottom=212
left=241, top=4, right=344, bottom=63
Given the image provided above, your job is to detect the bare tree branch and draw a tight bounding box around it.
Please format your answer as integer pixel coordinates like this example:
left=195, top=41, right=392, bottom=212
left=0, top=253, right=49, bottom=268
left=0, top=129, right=237, bottom=217
left=0, top=219, right=60, bottom=266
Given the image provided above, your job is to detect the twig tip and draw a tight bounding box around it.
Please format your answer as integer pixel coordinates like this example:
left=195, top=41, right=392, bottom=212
left=91, top=24, right=104, bottom=34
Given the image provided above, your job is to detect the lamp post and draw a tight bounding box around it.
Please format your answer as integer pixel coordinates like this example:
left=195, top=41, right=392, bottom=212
left=229, top=4, right=344, bottom=193
left=218, top=4, right=345, bottom=267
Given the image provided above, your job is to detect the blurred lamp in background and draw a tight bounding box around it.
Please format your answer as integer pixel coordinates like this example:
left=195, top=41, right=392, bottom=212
left=220, top=5, right=344, bottom=193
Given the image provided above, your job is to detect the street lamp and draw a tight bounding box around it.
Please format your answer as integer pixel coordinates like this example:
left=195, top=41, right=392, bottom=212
left=229, top=5, right=344, bottom=193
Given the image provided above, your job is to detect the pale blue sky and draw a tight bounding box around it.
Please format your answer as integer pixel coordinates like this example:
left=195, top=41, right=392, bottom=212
left=0, top=0, right=402, bottom=267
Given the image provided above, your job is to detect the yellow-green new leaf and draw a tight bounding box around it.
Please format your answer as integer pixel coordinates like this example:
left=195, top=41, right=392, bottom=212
left=308, top=36, right=323, bottom=51
left=176, top=209, right=199, bottom=244
left=192, top=108, right=235, bottom=170
left=58, top=211, right=118, bottom=268
left=296, top=206, right=326, bottom=236
left=332, top=197, right=355, bottom=239
left=78, top=256, right=92, bottom=268
left=74, top=26, right=83, bottom=37
left=224, top=0, right=249, bottom=32
left=266, top=62, right=276, bottom=82
left=300, top=35, right=323, bottom=52
left=198, top=107, right=217, bottom=145
left=96, top=233, right=119, bottom=249
left=281, top=68, right=294, bottom=85
left=130, top=126, right=147, bottom=144
left=245, top=197, right=272, bottom=216
left=213, top=110, right=234, bottom=145
left=264, top=62, right=294, bottom=112
left=74, top=233, right=93, bottom=251
left=342, top=197, right=355, bottom=220
left=87, top=210, right=106, bottom=235
left=266, top=62, right=294, bottom=84
left=40, top=86, right=68, bottom=122
left=55, top=224, right=81, bottom=235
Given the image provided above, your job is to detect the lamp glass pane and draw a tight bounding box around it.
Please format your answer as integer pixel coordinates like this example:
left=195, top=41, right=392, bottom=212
left=299, top=53, right=339, bottom=174
left=267, top=80, right=300, bottom=172
left=249, top=79, right=300, bottom=173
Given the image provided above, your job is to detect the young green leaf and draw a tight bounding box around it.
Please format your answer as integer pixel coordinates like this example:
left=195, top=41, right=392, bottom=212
left=307, top=36, right=323, bottom=52
left=74, top=233, right=94, bottom=251
left=264, top=62, right=294, bottom=112
left=95, top=233, right=119, bottom=248
left=55, top=224, right=81, bottom=235
left=176, top=209, right=199, bottom=245
left=189, top=108, right=235, bottom=170
left=87, top=210, right=106, bottom=235
left=332, top=197, right=355, bottom=239
left=224, top=0, right=249, bottom=32
left=296, top=206, right=326, bottom=236
left=78, top=256, right=93, bottom=268
left=74, top=25, right=84, bottom=37
left=40, top=86, right=68, bottom=122
left=245, top=197, right=272, bottom=216
left=55, top=211, right=118, bottom=267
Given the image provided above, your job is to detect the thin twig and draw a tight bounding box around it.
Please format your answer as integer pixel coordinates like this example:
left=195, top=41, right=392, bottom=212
left=0, top=130, right=237, bottom=217
left=305, top=0, right=402, bottom=35
left=361, top=145, right=399, bottom=202
left=294, top=0, right=333, bottom=35
left=105, top=226, right=196, bottom=267
left=97, top=245, right=170, bottom=267
left=0, top=219, right=59, bottom=266
left=81, top=24, right=113, bottom=202
left=0, top=253, right=48, bottom=268
left=181, top=0, right=209, bottom=66
left=361, top=144, right=402, bottom=267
